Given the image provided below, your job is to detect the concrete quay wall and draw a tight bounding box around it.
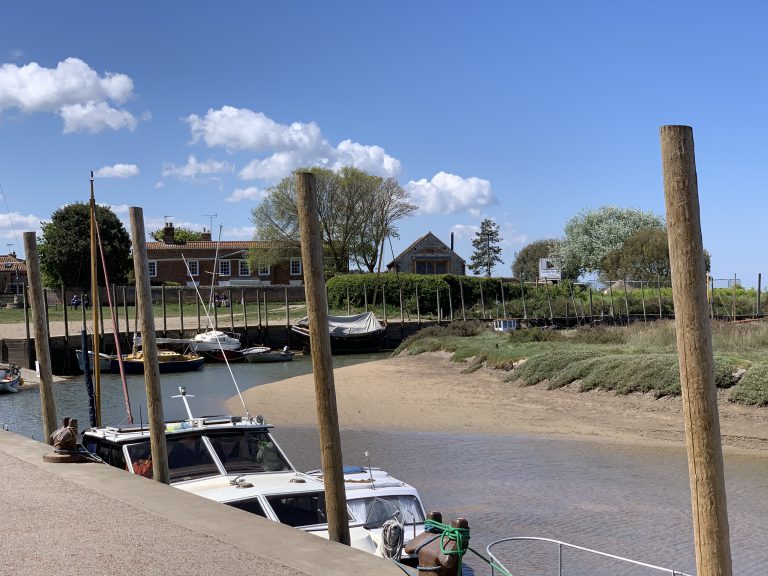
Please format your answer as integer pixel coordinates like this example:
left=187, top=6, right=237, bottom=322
left=0, top=432, right=403, bottom=576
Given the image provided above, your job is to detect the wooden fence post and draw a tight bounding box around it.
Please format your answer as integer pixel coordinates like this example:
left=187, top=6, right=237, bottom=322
left=661, top=124, right=732, bottom=576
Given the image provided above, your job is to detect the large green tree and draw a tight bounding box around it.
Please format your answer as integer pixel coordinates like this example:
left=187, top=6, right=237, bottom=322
left=39, top=203, right=131, bottom=288
left=468, top=219, right=503, bottom=276
left=559, top=206, right=664, bottom=276
left=250, top=166, right=415, bottom=274
left=600, top=226, right=711, bottom=280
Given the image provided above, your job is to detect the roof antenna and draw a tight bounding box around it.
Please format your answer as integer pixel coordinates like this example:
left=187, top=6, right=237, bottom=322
left=202, top=214, right=217, bottom=233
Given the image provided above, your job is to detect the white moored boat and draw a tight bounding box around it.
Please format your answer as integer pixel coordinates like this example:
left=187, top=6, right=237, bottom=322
left=190, top=330, right=242, bottom=352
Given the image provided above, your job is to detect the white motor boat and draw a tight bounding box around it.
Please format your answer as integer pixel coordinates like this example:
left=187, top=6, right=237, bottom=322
left=81, top=388, right=394, bottom=558
left=190, top=330, right=241, bottom=352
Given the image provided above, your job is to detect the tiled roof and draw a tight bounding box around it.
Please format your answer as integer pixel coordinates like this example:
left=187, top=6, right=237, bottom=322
left=0, top=255, right=26, bottom=273
left=146, top=240, right=289, bottom=251
left=387, top=231, right=465, bottom=267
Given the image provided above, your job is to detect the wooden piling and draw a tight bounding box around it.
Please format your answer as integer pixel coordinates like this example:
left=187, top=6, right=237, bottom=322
left=23, top=232, right=57, bottom=443
left=459, top=279, right=466, bottom=321
left=295, top=172, right=350, bottom=546
left=520, top=275, right=527, bottom=320
left=178, top=289, right=184, bottom=336
left=161, top=285, right=167, bottom=337
left=661, top=124, right=732, bottom=576
left=415, top=284, right=421, bottom=326
left=129, top=207, right=170, bottom=485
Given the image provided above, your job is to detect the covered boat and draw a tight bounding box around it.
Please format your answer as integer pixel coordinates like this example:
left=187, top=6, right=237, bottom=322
left=243, top=346, right=294, bottom=363
left=0, top=363, right=22, bottom=393
left=291, top=311, right=385, bottom=354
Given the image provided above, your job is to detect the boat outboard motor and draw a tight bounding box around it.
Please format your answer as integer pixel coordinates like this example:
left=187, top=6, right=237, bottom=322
left=378, top=517, right=404, bottom=560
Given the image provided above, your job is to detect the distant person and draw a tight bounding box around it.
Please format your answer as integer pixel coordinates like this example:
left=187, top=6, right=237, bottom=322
left=70, top=295, right=80, bottom=310
left=83, top=294, right=91, bottom=310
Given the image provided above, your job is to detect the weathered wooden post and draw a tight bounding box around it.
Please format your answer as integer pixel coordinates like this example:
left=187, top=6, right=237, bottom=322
left=415, top=283, right=421, bottom=326
left=285, top=286, right=290, bottom=329
left=657, top=277, right=663, bottom=319
left=296, top=172, right=350, bottom=546
left=122, top=286, right=130, bottom=347
left=436, top=287, right=440, bottom=324
left=382, top=287, right=387, bottom=324
left=363, top=283, right=368, bottom=312
left=608, top=281, right=615, bottom=318
left=263, top=291, right=269, bottom=346
left=161, top=284, right=167, bottom=337
left=178, top=289, right=184, bottom=336
left=661, top=124, right=732, bottom=576
left=129, top=207, right=170, bottom=485
left=23, top=232, right=57, bottom=442
left=732, top=274, right=737, bottom=322
left=623, top=280, right=630, bottom=324
left=588, top=287, right=594, bottom=322
left=447, top=284, right=453, bottom=321
left=196, top=290, right=201, bottom=332
left=479, top=282, right=485, bottom=318
left=520, top=275, right=527, bottom=320
left=499, top=279, right=507, bottom=317
left=242, top=289, right=249, bottom=346
left=544, top=280, right=554, bottom=323
left=459, top=279, right=466, bottom=321
left=757, top=273, right=762, bottom=317
left=640, top=281, right=647, bottom=322
left=61, top=285, right=69, bottom=340
left=346, top=286, right=351, bottom=315
left=228, top=288, right=234, bottom=332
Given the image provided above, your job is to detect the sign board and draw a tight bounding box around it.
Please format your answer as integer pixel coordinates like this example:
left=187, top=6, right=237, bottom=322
left=538, top=258, right=562, bottom=281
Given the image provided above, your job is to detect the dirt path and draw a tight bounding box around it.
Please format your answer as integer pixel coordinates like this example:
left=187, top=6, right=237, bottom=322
left=229, top=351, right=768, bottom=455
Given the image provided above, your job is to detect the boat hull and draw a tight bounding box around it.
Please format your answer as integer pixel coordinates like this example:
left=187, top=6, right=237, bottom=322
left=291, top=325, right=384, bottom=354
left=243, top=348, right=294, bottom=363
left=110, top=354, right=204, bottom=374
left=198, top=349, right=246, bottom=363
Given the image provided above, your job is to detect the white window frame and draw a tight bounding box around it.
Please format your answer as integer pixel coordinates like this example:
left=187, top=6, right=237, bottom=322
left=239, top=260, right=251, bottom=277
left=188, top=260, right=199, bottom=277
left=258, top=263, right=270, bottom=276
left=219, top=260, right=231, bottom=277
left=290, top=257, right=302, bottom=276
left=148, top=260, right=157, bottom=278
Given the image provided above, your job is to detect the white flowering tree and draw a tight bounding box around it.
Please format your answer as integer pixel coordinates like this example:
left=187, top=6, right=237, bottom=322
left=559, top=206, right=664, bottom=277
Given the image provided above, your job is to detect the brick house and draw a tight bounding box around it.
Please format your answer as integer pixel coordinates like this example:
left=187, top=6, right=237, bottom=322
left=386, top=232, right=466, bottom=275
left=0, top=252, right=26, bottom=294
left=145, top=223, right=304, bottom=286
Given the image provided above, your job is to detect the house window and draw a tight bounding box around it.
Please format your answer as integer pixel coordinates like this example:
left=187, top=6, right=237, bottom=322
left=148, top=260, right=157, bottom=277
left=239, top=260, right=251, bottom=276
left=188, top=260, right=199, bottom=276
left=290, top=258, right=302, bottom=276
left=414, top=260, right=448, bottom=275
left=258, top=263, right=270, bottom=275
left=219, top=260, right=231, bottom=276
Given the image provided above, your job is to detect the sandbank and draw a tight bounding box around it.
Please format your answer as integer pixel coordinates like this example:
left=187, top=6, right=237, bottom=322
left=228, top=351, right=768, bottom=455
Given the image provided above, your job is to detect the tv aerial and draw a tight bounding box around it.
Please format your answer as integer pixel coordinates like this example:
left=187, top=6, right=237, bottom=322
left=202, top=213, right=217, bottom=233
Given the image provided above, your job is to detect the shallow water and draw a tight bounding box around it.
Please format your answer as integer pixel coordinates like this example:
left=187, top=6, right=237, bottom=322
left=2, top=357, right=766, bottom=575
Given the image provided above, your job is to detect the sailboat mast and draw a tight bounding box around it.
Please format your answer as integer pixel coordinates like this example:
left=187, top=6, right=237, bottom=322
left=89, top=171, right=102, bottom=426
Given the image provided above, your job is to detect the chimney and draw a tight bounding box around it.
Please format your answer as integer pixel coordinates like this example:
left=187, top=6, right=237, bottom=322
left=200, top=228, right=212, bottom=242
left=450, top=232, right=454, bottom=251
left=162, top=222, right=175, bottom=244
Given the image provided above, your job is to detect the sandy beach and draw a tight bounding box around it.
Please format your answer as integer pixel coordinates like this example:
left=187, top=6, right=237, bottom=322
left=228, top=351, right=768, bottom=455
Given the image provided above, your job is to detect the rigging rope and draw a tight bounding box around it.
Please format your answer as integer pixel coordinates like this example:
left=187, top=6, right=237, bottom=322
left=181, top=254, right=252, bottom=421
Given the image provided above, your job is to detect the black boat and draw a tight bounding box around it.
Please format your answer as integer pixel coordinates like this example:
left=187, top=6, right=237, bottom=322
left=291, top=311, right=385, bottom=354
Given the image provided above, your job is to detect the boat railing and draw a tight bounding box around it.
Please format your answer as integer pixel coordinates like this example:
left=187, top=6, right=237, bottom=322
left=486, top=537, right=692, bottom=576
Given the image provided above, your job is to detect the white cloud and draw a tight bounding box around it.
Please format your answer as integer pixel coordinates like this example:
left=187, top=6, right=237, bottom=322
left=106, top=204, right=130, bottom=215
left=225, top=226, right=256, bottom=239
left=0, top=57, right=138, bottom=132
left=0, top=211, right=41, bottom=239
left=449, top=224, right=479, bottom=240
left=94, top=164, right=139, bottom=179
left=161, top=155, right=234, bottom=180
left=61, top=101, right=137, bottom=133
left=406, top=172, right=497, bottom=216
left=186, top=106, right=401, bottom=181
left=154, top=181, right=166, bottom=189
left=226, top=186, right=266, bottom=203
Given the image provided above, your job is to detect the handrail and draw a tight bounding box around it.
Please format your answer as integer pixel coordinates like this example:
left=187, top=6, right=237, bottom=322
left=486, top=536, right=693, bottom=576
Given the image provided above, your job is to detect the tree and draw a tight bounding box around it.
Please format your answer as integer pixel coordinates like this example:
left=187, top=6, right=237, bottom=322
left=600, top=226, right=711, bottom=280
left=250, top=166, right=415, bottom=274
left=559, top=206, right=664, bottom=276
left=149, top=227, right=203, bottom=242
left=468, top=219, right=503, bottom=276
left=512, top=238, right=566, bottom=281
left=39, top=203, right=131, bottom=288
left=351, top=176, right=416, bottom=273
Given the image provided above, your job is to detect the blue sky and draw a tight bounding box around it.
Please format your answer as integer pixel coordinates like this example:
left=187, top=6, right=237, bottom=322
left=1, top=2, right=767, bottom=287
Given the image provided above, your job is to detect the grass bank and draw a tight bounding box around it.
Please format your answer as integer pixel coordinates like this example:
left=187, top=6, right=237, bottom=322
left=395, top=320, right=768, bottom=406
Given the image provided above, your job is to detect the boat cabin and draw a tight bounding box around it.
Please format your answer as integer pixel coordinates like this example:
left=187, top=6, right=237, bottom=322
left=81, top=416, right=293, bottom=482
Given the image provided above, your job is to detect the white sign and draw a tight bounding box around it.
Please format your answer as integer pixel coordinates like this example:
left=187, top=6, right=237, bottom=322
left=538, top=258, right=562, bottom=281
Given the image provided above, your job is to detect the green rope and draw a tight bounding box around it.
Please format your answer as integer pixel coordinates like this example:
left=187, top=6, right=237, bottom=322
left=423, top=520, right=470, bottom=575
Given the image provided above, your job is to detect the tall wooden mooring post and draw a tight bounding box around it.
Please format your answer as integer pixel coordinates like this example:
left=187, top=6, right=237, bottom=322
left=661, top=125, right=732, bottom=576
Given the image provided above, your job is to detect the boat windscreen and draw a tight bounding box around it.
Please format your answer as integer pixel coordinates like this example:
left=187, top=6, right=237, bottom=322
left=266, top=492, right=330, bottom=527
left=349, top=495, right=425, bottom=527
left=166, top=435, right=220, bottom=481
left=208, top=431, right=291, bottom=474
